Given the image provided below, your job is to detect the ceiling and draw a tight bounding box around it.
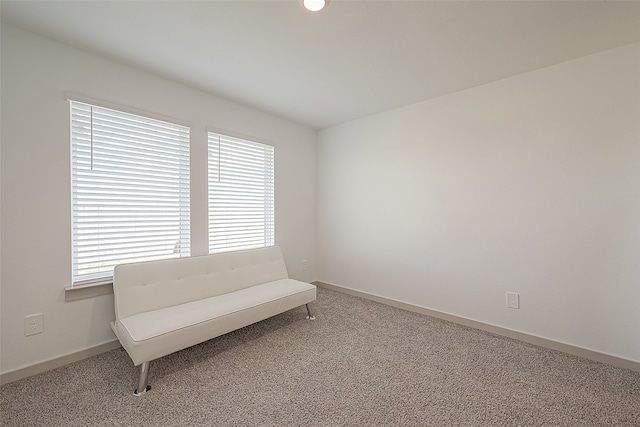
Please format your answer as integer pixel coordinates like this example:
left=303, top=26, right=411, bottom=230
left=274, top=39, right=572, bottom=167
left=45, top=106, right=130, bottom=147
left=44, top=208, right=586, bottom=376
left=2, top=1, right=640, bottom=130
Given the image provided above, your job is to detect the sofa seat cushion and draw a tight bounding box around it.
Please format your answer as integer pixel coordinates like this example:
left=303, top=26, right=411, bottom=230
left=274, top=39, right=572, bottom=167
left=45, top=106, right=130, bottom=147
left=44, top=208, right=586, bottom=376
left=119, top=278, right=313, bottom=343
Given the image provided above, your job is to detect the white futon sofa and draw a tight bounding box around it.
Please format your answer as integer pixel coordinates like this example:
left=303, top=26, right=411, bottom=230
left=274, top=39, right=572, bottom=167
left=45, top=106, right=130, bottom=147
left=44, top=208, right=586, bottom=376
left=111, top=246, right=316, bottom=395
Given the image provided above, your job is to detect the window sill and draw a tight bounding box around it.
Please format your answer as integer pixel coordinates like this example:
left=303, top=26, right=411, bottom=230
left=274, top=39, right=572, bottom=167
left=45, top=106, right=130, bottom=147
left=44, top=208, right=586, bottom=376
left=65, top=281, right=113, bottom=302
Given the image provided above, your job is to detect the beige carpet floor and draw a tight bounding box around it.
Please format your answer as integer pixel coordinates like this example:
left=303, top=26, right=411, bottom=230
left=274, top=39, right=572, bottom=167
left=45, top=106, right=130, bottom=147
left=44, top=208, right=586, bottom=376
left=1, top=287, right=639, bottom=426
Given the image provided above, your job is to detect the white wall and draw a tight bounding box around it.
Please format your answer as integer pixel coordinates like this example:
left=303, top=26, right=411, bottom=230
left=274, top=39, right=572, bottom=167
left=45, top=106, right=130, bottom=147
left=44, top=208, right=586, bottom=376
left=0, top=25, right=317, bottom=375
left=317, top=43, right=640, bottom=362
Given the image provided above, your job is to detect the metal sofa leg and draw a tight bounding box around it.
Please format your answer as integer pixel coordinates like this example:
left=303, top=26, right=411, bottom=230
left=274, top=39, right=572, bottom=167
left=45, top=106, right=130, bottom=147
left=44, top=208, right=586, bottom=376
left=134, top=361, right=151, bottom=396
left=305, top=303, right=316, bottom=320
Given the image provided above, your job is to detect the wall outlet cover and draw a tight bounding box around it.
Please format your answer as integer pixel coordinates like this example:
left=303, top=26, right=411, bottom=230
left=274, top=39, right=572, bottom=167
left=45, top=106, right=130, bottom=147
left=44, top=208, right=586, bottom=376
left=506, top=292, right=520, bottom=309
left=24, top=313, right=44, bottom=336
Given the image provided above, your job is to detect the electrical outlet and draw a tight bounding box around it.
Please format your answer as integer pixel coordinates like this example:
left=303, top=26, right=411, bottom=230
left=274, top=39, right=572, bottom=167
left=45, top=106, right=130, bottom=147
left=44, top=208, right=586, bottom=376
left=506, top=292, right=519, bottom=309
left=301, top=260, right=309, bottom=271
left=24, top=314, right=44, bottom=336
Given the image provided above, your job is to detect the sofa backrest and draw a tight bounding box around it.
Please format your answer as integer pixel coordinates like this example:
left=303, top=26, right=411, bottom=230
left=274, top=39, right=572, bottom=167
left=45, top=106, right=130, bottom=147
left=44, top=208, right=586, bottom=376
left=113, top=246, right=289, bottom=320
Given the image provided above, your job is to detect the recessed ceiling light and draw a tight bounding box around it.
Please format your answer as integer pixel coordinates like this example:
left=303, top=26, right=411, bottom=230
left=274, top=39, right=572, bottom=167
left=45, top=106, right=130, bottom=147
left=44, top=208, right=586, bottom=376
left=302, top=0, right=328, bottom=12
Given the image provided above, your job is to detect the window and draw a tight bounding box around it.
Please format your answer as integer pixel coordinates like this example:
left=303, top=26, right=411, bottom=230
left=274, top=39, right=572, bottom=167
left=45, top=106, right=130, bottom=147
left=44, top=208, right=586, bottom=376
left=208, top=132, right=274, bottom=253
left=70, top=101, right=190, bottom=286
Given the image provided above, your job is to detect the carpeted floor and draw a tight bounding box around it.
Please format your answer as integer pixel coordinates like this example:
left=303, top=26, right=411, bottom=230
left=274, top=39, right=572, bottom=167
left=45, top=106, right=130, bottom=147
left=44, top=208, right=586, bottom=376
left=1, top=287, right=639, bottom=426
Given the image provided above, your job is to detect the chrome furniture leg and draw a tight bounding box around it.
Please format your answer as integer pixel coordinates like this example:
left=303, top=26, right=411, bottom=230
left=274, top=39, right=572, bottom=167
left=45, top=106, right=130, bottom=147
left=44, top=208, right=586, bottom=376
left=305, top=303, right=315, bottom=320
left=134, top=361, right=151, bottom=396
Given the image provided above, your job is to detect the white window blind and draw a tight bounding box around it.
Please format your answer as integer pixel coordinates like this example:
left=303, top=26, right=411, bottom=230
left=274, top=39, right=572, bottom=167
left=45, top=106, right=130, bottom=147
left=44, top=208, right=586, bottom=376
left=208, top=132, right=274, bottom=253
left=71, top=101, right=190, bottom=285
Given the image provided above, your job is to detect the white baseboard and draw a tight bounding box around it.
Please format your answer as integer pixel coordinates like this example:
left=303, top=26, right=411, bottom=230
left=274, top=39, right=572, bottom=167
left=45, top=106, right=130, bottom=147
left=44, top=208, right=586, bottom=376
left=314, top=281, right=640, bottom=373
left=0, top=340, right=121, bottom=385
left=2, top=282, right=637, bottom=385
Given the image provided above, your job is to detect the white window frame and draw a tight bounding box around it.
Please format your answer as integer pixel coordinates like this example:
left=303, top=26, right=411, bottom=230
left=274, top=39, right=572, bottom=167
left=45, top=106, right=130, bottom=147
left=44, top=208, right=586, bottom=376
left=208, top=131, right=275, bottom=254
left=70, top=99, right=191, bottom=286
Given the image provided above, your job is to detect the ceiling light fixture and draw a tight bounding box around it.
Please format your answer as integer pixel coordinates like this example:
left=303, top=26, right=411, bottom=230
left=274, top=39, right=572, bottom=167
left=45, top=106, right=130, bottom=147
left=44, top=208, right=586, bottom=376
left=302, top=0, right=329, bottom=12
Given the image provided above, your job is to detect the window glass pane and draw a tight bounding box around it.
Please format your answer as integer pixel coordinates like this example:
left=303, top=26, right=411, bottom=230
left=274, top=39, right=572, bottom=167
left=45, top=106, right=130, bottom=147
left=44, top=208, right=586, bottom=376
left=208, top=132, right=274, bottom=253
left=71, top=101, right=190, bottom=285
